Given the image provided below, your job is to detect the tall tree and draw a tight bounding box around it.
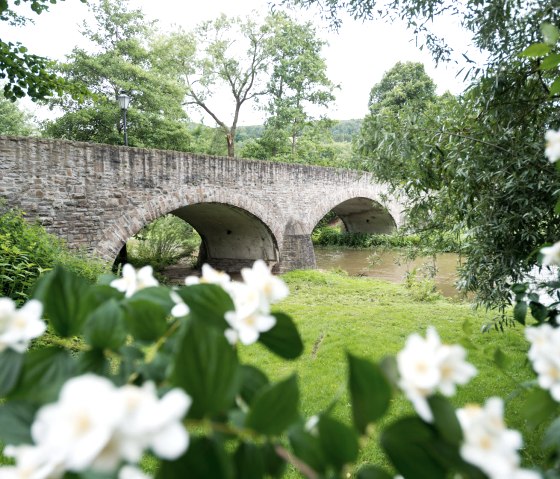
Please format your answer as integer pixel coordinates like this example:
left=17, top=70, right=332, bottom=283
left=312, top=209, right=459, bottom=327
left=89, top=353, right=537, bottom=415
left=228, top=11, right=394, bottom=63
left=263, top=13, right=336, bottom=159
left=43, top=0, right=191, bottom=151
left=152, top=15, right=272, bottom=157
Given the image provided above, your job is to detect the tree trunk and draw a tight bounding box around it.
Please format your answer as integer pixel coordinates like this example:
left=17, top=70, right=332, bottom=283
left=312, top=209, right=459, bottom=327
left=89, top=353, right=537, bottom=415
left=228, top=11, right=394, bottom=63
left=226, top=132, right=235, bottom=157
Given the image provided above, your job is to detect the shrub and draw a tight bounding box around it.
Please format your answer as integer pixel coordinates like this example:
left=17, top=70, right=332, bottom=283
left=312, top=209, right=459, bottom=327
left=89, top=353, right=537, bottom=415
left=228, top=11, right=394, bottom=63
left=0, top=202, right=108, bottom=303
left=127, top=215, right=201, bottom=271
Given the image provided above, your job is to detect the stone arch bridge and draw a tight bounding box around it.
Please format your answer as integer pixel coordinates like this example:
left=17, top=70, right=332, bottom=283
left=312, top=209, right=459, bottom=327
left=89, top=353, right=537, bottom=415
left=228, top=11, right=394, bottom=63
left=0, top=137, right=404, bottom=272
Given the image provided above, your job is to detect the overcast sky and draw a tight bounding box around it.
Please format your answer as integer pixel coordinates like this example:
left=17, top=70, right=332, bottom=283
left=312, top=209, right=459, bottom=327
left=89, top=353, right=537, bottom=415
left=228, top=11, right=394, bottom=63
left=4, top=0, right=481, bottom=125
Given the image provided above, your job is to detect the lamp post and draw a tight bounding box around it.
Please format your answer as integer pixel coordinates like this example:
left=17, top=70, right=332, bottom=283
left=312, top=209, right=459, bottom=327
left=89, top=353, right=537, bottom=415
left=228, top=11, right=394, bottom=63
left=117, top=91, right=130, bottom=146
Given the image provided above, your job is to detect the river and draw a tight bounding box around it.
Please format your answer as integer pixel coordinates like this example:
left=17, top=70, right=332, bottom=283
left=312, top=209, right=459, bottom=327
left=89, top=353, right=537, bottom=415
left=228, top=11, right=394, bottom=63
left=314, top=247, right=461, bottom=298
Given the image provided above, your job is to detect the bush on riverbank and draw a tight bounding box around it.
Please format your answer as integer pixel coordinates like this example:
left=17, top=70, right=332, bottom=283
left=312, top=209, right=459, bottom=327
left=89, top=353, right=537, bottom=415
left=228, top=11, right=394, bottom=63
left=311, top=226, right=461, bottom=252
left=0, top=203, right=109, bottom=304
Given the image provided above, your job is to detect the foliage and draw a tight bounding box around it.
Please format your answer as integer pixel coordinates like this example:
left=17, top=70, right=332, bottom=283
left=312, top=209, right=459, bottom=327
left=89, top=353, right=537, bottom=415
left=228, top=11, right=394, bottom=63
left=0, top=92, right=34, bottom=135
left=0, top=203, right=108, bottom=304
left=43, top=0, right=191, bottom=151
left=127, top=215, right=201, bottom=271
left=259, top=12, right=336, bottom=160
left=0, top=0, right=88, bottom=101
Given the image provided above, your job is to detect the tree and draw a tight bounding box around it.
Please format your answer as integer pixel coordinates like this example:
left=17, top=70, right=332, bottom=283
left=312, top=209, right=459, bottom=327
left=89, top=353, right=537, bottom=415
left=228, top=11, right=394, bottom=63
left=262, top=13, right=336, bottom=159
left=152, top=15, right=272, bottom=158
left=0, top=0, right=87, bottom=101
left=0, top=93, right=35, bottom=135
left=43, top=0, right=191, bottom=151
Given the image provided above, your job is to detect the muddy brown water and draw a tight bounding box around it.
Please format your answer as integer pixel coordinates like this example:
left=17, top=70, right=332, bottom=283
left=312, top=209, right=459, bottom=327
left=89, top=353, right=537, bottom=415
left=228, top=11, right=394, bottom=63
left=314, top=247, right=461, bottom=298
left=163, top=248, right=461, bottom=298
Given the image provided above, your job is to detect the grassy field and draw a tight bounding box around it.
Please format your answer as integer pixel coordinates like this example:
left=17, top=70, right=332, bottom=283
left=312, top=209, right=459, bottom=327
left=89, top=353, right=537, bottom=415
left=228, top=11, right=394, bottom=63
left=238, top=269, right=542, bottom=476
left=1, top=269, right=543, bottom=476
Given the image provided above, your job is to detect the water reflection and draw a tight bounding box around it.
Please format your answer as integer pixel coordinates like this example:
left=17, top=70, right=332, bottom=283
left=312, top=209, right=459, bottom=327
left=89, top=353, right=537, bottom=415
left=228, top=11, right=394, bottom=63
left=314, top=247, right=461, bottom=297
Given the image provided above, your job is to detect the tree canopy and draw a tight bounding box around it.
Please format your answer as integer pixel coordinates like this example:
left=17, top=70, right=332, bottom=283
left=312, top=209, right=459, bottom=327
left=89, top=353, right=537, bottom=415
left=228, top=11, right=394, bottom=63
left=43, top=0, right=192, bottom=151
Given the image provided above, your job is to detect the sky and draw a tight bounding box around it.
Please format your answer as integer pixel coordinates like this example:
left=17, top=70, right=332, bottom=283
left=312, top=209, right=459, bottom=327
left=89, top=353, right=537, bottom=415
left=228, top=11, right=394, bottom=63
left=3, top=0, right=482, bottom=126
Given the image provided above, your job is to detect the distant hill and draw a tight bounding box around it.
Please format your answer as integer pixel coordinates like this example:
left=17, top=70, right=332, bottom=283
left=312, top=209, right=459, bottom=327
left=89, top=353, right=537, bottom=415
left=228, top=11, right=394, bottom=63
left=234, top=119, right=363, bottom=143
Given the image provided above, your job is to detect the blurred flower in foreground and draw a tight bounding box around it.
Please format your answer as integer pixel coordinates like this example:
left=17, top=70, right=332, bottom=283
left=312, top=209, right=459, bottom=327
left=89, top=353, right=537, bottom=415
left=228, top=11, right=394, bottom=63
left=397, top=326, right=477, bottom=422
left=545, top=129, right=560, bottom=163
left=0, top=298, right=46, bottom=353
left=111, top=264, right=159, bottom=298
left=540, top=241, right=560, bottom=266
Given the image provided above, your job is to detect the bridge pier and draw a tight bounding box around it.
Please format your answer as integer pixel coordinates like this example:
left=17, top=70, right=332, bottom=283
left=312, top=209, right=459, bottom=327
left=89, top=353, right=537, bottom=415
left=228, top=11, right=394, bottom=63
left=278, top=234, right=316, bottom=272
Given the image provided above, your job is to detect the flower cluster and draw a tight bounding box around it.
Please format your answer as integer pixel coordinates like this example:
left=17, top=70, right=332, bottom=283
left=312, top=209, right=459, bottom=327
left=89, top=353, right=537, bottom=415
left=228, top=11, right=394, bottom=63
left=186, top=261, right=289, bottom=345
left=525, top=324, right=560, bottom=401
left=396, top=326, right=477, bottom=422
left=545, top=129, right=560, bottom=163
left=457, top=398, right=539, bottom=479
left=110, top=264, right=159, bottom=298
left=0, top=297, right=46, bottom=353
left=2, top=374, right=191, bottom=479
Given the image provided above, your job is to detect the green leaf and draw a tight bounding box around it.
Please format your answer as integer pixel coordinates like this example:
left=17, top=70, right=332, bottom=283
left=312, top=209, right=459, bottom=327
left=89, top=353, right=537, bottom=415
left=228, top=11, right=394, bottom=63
left=288, top=427, right=326, bottom=474
left=0, top=349, right=24, bottom=397
left=356, top=465, right=393, bottom=479
left=511, top=284, right=527, bottom=294
left=83, top=298, right=127, bottom=350
left=318, top=415, right=359, bottom=471
left=261, top=442, right=287, bottom=478
left=10, top=347, right=76, bottom=404
left=381, top=417, right=447, bottom=479
left=233, top=442, right=265, bottom=479
left=131, top=286, right=174, bottom=311
left=555, top=197, right=560, bottom=215
left=157, top=436, right=234, bottom=479
left=519, top=43, right=551, bottom=58
left=176, top=284, right=233, bottom=330
left=259, top=312, right=304, bottom=359
left=428, top=396, right=463, bottom=446
left=542, top=22, right=560, bottom=45
left=540, top=53, right=560, bottom=70
left=246, top=375, right=299, bottom=436
left=513, top=301, right=527, bottom=325
left=32, top=266, right=92, bottom=337
left=520, top=388, right=558, bottom=429
left=529, top=301, right=548, bottom=323
left=122, top=298, right=168, bottom=341
left=0, top=401, right=35, bottom=445
left=239, top=365, right=269, bottom=406
left=493, top=347, right=510, bottom=370
left=77, top=349, right=110, bottom=376
left=543, top=417, right=560, bottom=450
left=171, top=320, right=241, bottom=419
left=347, top=353, right=391, bottom=433
left=551, top=76, right=560, bottom=95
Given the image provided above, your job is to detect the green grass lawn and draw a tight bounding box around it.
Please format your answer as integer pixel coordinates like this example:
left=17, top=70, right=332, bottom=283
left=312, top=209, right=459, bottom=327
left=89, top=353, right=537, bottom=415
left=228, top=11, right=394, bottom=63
left=238, top=269, right=543, bottom=476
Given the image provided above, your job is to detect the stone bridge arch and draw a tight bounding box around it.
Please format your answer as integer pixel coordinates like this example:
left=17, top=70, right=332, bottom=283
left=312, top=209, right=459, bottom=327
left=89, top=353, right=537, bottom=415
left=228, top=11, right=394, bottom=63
left=94, top=187, right=283, bottom=271
left=304, top=186, right=403, bottom=235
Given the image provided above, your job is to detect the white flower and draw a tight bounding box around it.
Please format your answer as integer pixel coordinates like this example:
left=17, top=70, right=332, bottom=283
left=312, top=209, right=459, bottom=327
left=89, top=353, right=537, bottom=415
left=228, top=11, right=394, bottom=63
left=457, top=398, right=540, bottom=479
left=111, top=264, right=159, bottom=298
left=241, top=260, right=289, bottom=313
left=170, top=291, right=190, bottom=318
left=224, top=281, right=276, bottom=345
left=0, top=444, right=64, bottom=479
left=119, top=465, right=151, bottom=479
left=526, top=324, right=560, bottom=401
left=0, top=298, right=46, bottom=353
left=545, top=129, right=560, bottom=163
left=31, top=374, right=124, bottom=472
left=540, top=241, right=560, bottom=266
left=397, top=327, right=477, bottom=422
left=112, top=382, right=191, bottom=462
left=185, top=264, right=231, bottom=287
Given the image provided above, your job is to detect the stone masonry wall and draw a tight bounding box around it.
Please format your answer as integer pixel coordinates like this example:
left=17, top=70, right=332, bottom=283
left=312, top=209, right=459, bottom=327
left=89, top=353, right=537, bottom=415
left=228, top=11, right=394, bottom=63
left=0, top=136, right=403, bottom=271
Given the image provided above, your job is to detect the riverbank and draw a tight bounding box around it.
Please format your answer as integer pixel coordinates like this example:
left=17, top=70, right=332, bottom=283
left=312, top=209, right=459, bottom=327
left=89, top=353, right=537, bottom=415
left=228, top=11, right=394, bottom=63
left=239, top=270, right=541, bottom=476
